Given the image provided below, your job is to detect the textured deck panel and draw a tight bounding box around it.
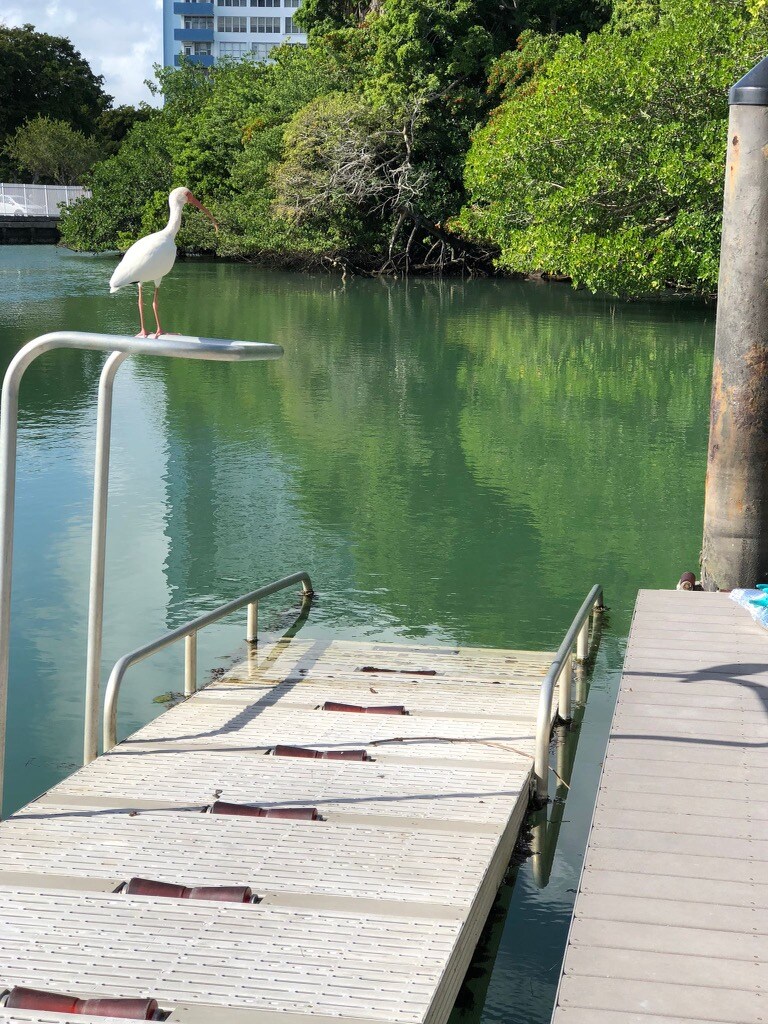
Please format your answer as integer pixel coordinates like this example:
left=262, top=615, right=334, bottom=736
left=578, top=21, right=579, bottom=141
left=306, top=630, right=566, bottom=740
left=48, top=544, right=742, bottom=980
left=551, top=590, right=768, bottom=1024
left=0, top=806, right=498, bottom=906
left=53, top=751, right=528, bottom=826
left=121, top=704, right=540, bottom=765
left=0, top=887, right=459, bottom=1021
left=216, top=638, right=552, bottom=682
left=197, top=639, right=555, bottom=719
left=0, top=636, right=554, bottom=1023
left=197, top=677, right=555, bottom=720
left=0, top=1014, right=395, bottom=1024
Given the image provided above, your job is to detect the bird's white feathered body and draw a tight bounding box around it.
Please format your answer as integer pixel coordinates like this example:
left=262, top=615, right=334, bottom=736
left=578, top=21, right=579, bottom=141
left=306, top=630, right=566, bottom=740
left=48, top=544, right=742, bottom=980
left=108, top=186, right=218, bottom=337
left=109, top=230, right=177, bottom=292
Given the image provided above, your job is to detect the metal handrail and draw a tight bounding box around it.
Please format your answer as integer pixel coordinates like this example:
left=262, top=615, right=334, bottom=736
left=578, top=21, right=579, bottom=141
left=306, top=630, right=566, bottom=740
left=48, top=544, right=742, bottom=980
left=533, top=584, right=603, bottom=803
left=103, top=571, right=313, bottom=751
left=0, top=331, right=283, bottom=811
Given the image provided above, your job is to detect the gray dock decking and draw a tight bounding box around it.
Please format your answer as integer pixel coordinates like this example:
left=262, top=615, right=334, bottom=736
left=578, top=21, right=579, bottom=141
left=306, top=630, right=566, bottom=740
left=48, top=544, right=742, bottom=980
left=0, top=636, right=560, bottom=1024
left=552, top=589, right=768, bottom=1024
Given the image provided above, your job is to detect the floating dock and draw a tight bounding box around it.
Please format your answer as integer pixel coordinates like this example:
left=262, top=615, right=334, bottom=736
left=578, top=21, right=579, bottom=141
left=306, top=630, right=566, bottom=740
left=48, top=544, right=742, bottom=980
left=0, top=635, right=567, bottom=1024
left=552, top=589, right=768, bottom=1024
left=0, top=332, right=599, bottom=1024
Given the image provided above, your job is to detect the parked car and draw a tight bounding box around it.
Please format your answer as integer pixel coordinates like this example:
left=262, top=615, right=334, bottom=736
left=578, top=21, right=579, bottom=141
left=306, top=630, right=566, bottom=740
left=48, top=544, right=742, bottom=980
left=0, top=197, right=26, bottom=216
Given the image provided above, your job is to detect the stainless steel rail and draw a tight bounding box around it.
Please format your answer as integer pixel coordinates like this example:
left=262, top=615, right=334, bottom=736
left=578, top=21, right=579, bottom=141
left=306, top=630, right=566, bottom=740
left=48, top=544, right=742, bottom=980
left=533, top=584, right=603, bottom=803
left=0, top=331, right=283, bottom=811
left=531, top=615, right=602, bottom=886
left=103, top=571, right=313, bottom=751
left=530, top=728, right=570, bottom=888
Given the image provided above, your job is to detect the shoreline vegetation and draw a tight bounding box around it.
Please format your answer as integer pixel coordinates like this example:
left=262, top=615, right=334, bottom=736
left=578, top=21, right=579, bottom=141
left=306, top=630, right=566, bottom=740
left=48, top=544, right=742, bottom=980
left=55, top=0, right=768, bottom=298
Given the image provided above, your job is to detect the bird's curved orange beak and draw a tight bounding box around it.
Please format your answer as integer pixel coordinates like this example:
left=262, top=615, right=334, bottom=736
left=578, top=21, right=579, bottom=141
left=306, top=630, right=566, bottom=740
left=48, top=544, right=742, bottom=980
left=186, top=191, right=219, bottom=234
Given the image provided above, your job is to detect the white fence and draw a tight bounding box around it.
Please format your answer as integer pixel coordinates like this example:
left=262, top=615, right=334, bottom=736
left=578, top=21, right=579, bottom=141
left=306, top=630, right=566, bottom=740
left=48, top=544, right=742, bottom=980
left=0, top=183, right=90, bottom=219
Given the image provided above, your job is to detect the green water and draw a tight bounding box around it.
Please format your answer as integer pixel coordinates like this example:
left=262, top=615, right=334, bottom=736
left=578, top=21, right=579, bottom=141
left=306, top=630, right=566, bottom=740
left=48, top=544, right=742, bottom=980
left=0, top=245, right=714, bottom=1022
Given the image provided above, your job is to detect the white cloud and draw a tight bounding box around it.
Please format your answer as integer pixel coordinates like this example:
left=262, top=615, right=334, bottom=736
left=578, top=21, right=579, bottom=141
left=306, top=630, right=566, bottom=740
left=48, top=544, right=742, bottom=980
left=0, top=0, right=163, bottom=106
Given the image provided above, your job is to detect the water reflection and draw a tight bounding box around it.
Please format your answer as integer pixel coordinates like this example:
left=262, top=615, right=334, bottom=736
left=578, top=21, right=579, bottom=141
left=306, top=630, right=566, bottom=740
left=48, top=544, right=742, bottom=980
left=0, top=246, right=712, bottom=1024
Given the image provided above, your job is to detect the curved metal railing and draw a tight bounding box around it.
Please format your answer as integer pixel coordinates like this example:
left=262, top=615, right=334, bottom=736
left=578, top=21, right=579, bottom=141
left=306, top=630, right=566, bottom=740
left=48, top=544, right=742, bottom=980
left=103, top=571, right=314, bottom=751
left=0, top=331, right=283, bottom=810
left=533, top=584, right=603, bottom=803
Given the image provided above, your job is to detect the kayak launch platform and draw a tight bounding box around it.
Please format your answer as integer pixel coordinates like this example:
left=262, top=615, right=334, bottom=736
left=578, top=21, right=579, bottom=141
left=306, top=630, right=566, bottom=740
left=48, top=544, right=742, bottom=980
left=0, top=334, right=603, bottom=1024
left=0, top=594, right=601, bottom=1024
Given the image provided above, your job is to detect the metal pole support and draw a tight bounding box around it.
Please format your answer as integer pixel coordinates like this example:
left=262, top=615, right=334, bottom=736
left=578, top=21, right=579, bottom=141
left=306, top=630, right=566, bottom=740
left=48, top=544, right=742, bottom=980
left=557, top=656, right=573, bottom=722
left=246, top=601, right=258, bottom=643
left=0, top=346, right=25, bottom=815
left=533, top=585, right=602, bottom=804
left=575, top=662, right=587, bottom=705
left=103, top=570, right=311, bottom=751
left=0, top=331, right=283, bottom=811
left=702, top=56, right=768, bottom=589
left=83, top=351, right=129, bottom=765
left=576, top=618, right=589, bottom=661
left=185, top=633, right=197, bottom=696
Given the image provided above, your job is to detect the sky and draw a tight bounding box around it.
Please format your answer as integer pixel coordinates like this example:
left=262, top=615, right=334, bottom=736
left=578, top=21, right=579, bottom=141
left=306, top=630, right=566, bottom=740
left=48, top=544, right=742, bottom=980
left=0, top=0, right=163, bottom=106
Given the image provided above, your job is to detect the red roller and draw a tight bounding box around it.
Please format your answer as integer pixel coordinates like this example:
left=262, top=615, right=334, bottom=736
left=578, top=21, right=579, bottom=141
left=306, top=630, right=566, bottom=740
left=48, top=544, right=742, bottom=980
left=5, top=988, right=79, bottom=1015
left=321, top=701, right=407, bottom=715
left=186, top=884, right=254, bottom=902
left=79, top=999, right=159, bottom=1020
left=360, top=666, right=436, bottom=675
left=125, top=878, right=186, bottom=900
left=125, top=877, right=253, bottom=903
left=271, top=744, right=317, bottom=759
left=5, top=987, right=158, bottom=1020
left=261, top=806, right=319, bottom=820
left=272, top=744, right=368, bottom=761
left=210, top=800, right=319, bottom=820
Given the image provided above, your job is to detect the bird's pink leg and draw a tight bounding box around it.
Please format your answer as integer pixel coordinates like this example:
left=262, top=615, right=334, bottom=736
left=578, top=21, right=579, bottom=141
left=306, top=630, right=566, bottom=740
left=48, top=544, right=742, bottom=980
left=151, top=286, right=163, bottom=339
left=135, top=284, right=148, bottom=338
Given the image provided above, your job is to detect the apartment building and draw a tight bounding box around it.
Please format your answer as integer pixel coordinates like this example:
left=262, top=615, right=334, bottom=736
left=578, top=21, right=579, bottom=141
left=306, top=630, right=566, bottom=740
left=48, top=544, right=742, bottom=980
left=163, top=0, right=307, bottom=69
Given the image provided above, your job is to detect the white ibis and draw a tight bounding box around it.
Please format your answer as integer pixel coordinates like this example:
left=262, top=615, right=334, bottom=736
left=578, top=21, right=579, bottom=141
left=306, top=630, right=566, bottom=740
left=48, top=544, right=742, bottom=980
left=109, top=186, right=218, bottom=338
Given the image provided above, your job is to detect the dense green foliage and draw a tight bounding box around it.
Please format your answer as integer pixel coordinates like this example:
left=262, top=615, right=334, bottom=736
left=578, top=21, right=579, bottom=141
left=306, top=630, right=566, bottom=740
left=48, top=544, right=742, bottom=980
left=0, top=24, right=109, bottom=141
left=5, top=116, right=102, bottom=184
left=61, top=0, right=608, bottom=270
left=0, top=24, right=151, bottom=183
left=96, top=106, right=154, bottom=158
left=0, top=24, right=109, bottom=179
left=60, top=118, right=173, bottom=252
left=58, top=0, right=768, bottom=294
left=297, top=0, right=607, bottom=38
left=458, top=0, right=768, bottom=295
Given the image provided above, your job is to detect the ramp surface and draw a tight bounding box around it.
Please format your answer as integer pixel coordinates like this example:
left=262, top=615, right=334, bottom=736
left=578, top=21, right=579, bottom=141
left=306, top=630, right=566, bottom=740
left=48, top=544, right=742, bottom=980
left=0, top=636, right=558, bottom=1024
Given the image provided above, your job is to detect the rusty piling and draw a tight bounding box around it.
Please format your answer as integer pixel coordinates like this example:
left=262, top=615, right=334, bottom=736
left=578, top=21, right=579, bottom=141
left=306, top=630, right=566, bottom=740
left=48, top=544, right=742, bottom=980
left=702, top=57, right=768, bottom=590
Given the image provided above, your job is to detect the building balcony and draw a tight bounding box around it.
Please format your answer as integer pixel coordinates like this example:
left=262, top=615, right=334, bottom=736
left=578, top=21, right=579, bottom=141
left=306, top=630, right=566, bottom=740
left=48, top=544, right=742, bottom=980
left=175, top=53, right=215, bottom=66
left=173, top=2, right=214, bottom=13
left=174, top=27, right=215, bottom=41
